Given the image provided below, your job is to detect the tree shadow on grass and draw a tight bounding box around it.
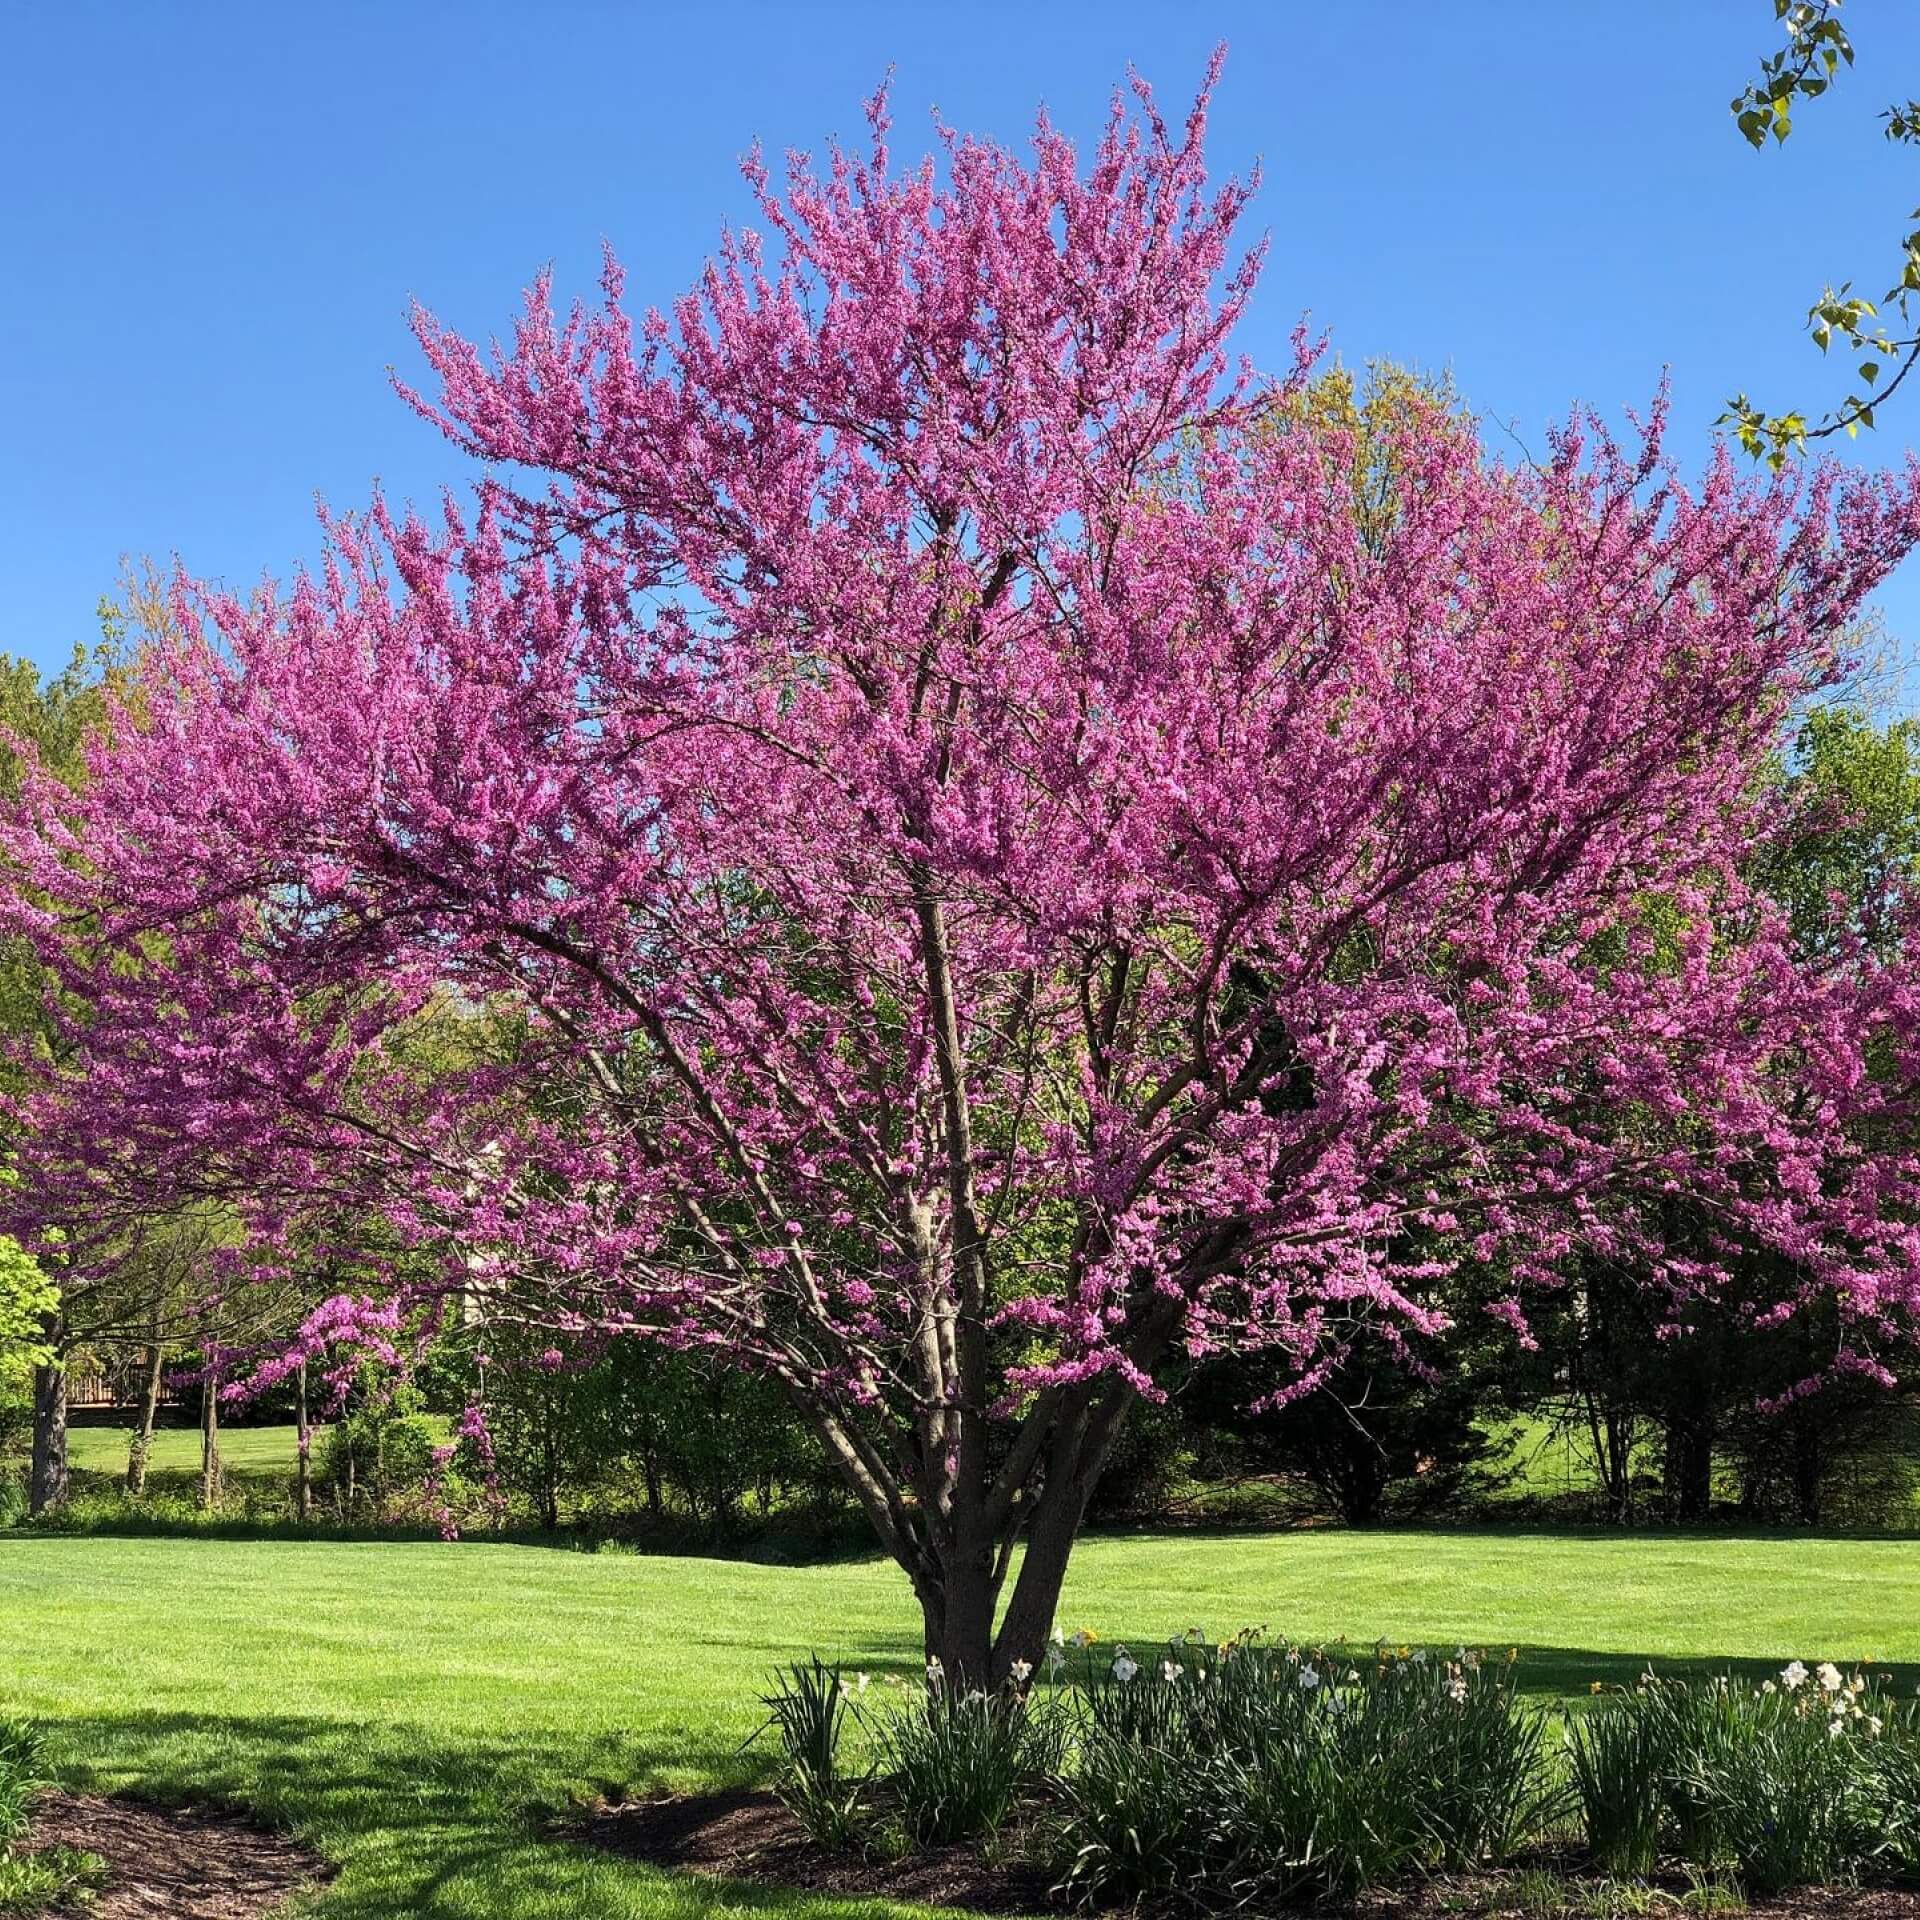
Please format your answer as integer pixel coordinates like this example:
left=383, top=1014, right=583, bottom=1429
left=47, top=1706, right=914, bottom=1920
left=1046, top=1630, right=1916, bottom=1704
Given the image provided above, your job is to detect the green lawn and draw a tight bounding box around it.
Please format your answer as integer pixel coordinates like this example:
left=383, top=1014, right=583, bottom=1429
left=1, top=1528, right=1916, bottom=1917
left=64, top=1422, right=320, bottom=1481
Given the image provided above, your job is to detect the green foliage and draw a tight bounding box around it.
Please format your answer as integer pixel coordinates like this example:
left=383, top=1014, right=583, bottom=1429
left=1871, top=1697, right=1920, bottom=1882
left=1676, top=1692, right=1875, bottom=1894
left=0, top=1711, right=99, bottom=1916
left=314, top=1380, right=439, bottom=1517
left=1570, top=1665, right=1907, bottom=1896
left=1185, top=1322, right=1511, bottom=1525
left=755, top=1657, right=864, bottom=1848
left=1568, top=1690, right=1669, bottom=1877
left=0, top=1844, right=105, bottom=1916
left=0, top=1718, right=40, bottom=1849
left=1056, top=1637, right=1563, bottom=1907
left=0, top=1236, right=54, bottom=1459
left=1722, top=2, right=1920, bottom=461
left=442, top=1337, right=844, bottom=1541
left=871, top=1671, right=1056, bottom=1847
left=1763, top=705, right=1920, bottom=957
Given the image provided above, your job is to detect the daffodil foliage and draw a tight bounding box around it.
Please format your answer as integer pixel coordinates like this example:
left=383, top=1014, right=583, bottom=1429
left=6, top=66, right=1920, bottom=1678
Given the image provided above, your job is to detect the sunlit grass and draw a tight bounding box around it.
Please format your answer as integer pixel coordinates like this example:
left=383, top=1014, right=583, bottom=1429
left=64, top=1423, right=322, bottom=1482
left=0, top=1528, right=1914, bottom=1917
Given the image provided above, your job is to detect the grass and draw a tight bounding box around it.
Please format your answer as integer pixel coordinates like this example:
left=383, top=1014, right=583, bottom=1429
left=0, top=1528, right=1915, bottom=1917
left=64, top=1422, right=321, bottom=1482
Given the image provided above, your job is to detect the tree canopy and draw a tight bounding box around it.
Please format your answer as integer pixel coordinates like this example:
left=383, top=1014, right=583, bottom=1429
left=5, top=70, right=1920, bottom=1677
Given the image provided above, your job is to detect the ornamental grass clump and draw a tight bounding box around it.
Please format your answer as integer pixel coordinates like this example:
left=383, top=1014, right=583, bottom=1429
left=754, top=1656, right=865, bottom=1848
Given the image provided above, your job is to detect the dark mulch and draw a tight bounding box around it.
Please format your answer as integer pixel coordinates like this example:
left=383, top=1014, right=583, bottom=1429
left=584, top=1786, right=1058, bottom=1912
left=25, top=1790, right=329, bottom=1919
left=581, top=1787, right=1920, bottom=1918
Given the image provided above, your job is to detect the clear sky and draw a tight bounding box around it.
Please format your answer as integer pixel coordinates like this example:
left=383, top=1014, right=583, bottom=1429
left=8, top=2, right=1920, bottom=686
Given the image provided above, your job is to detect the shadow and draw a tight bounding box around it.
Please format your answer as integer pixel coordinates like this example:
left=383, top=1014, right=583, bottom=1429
left=3, top=1499, right=890, bottom=1564
left=43, top=1706, right=885, bottom=1920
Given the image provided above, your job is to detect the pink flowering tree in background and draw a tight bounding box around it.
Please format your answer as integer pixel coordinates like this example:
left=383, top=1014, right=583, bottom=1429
left=6, top=68, right=1920, bottom=1681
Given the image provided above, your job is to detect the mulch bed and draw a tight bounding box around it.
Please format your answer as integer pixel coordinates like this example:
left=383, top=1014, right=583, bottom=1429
left=25, top=1790, right=329, bottom=1919
left=583, top=1786, right=1058, bottom=1911
left=581, top=1787, right=1920, bottom=1918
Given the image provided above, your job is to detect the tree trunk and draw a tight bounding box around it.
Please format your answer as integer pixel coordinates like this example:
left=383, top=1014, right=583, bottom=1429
left=126, top=1343, right=165, bottom=1495
left=1664, top=1415, right=1714, bottom=1523
left=28, top=1354, right=68, bottom=1516
left=198, top=1371, right=223, bottom=1511
left=932, top=1386, right=1139, bottom=1689
left=1791, top=1420, right=1823, bottom=1526
left=295, top=1363, right=313, bottom=1522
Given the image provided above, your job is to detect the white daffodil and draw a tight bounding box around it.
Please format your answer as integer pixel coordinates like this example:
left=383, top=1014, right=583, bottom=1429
left=1299, top=1665, right=1321, bottom=1691
left=1782, top=1661, right=1808, bottom=1692
left=1009, top=1658, right=1033, bottom=1686
left=1161, top=1659, right=1182, bottom=1684
left=1817, top=1662, right=1844, bottom=1693
left=1111, top=1649, right=1139, bottom=1684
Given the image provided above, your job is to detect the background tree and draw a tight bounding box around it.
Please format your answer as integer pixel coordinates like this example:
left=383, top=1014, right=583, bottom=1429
left=7, top=72, right=1920, bottom=1683
left=1722, top=0, right=1920, bottom=462
left=1183, top=1318, right=1508, bottom=1526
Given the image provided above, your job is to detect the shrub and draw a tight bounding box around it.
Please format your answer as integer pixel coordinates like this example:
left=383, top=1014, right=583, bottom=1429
left=315, top=1410, right=438, bottom=1513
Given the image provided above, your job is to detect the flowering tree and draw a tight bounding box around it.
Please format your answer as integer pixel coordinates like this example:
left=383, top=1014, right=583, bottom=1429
left=7, top=71, right=1920, bottom=1680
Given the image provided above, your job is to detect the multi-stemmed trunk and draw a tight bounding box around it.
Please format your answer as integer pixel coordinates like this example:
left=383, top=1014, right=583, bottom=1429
left=806, top=1349, right=1149, bottom=1690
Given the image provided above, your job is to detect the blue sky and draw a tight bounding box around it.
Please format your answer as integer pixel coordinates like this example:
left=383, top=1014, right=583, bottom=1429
left=8, top=3, right=1920, bottom=686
